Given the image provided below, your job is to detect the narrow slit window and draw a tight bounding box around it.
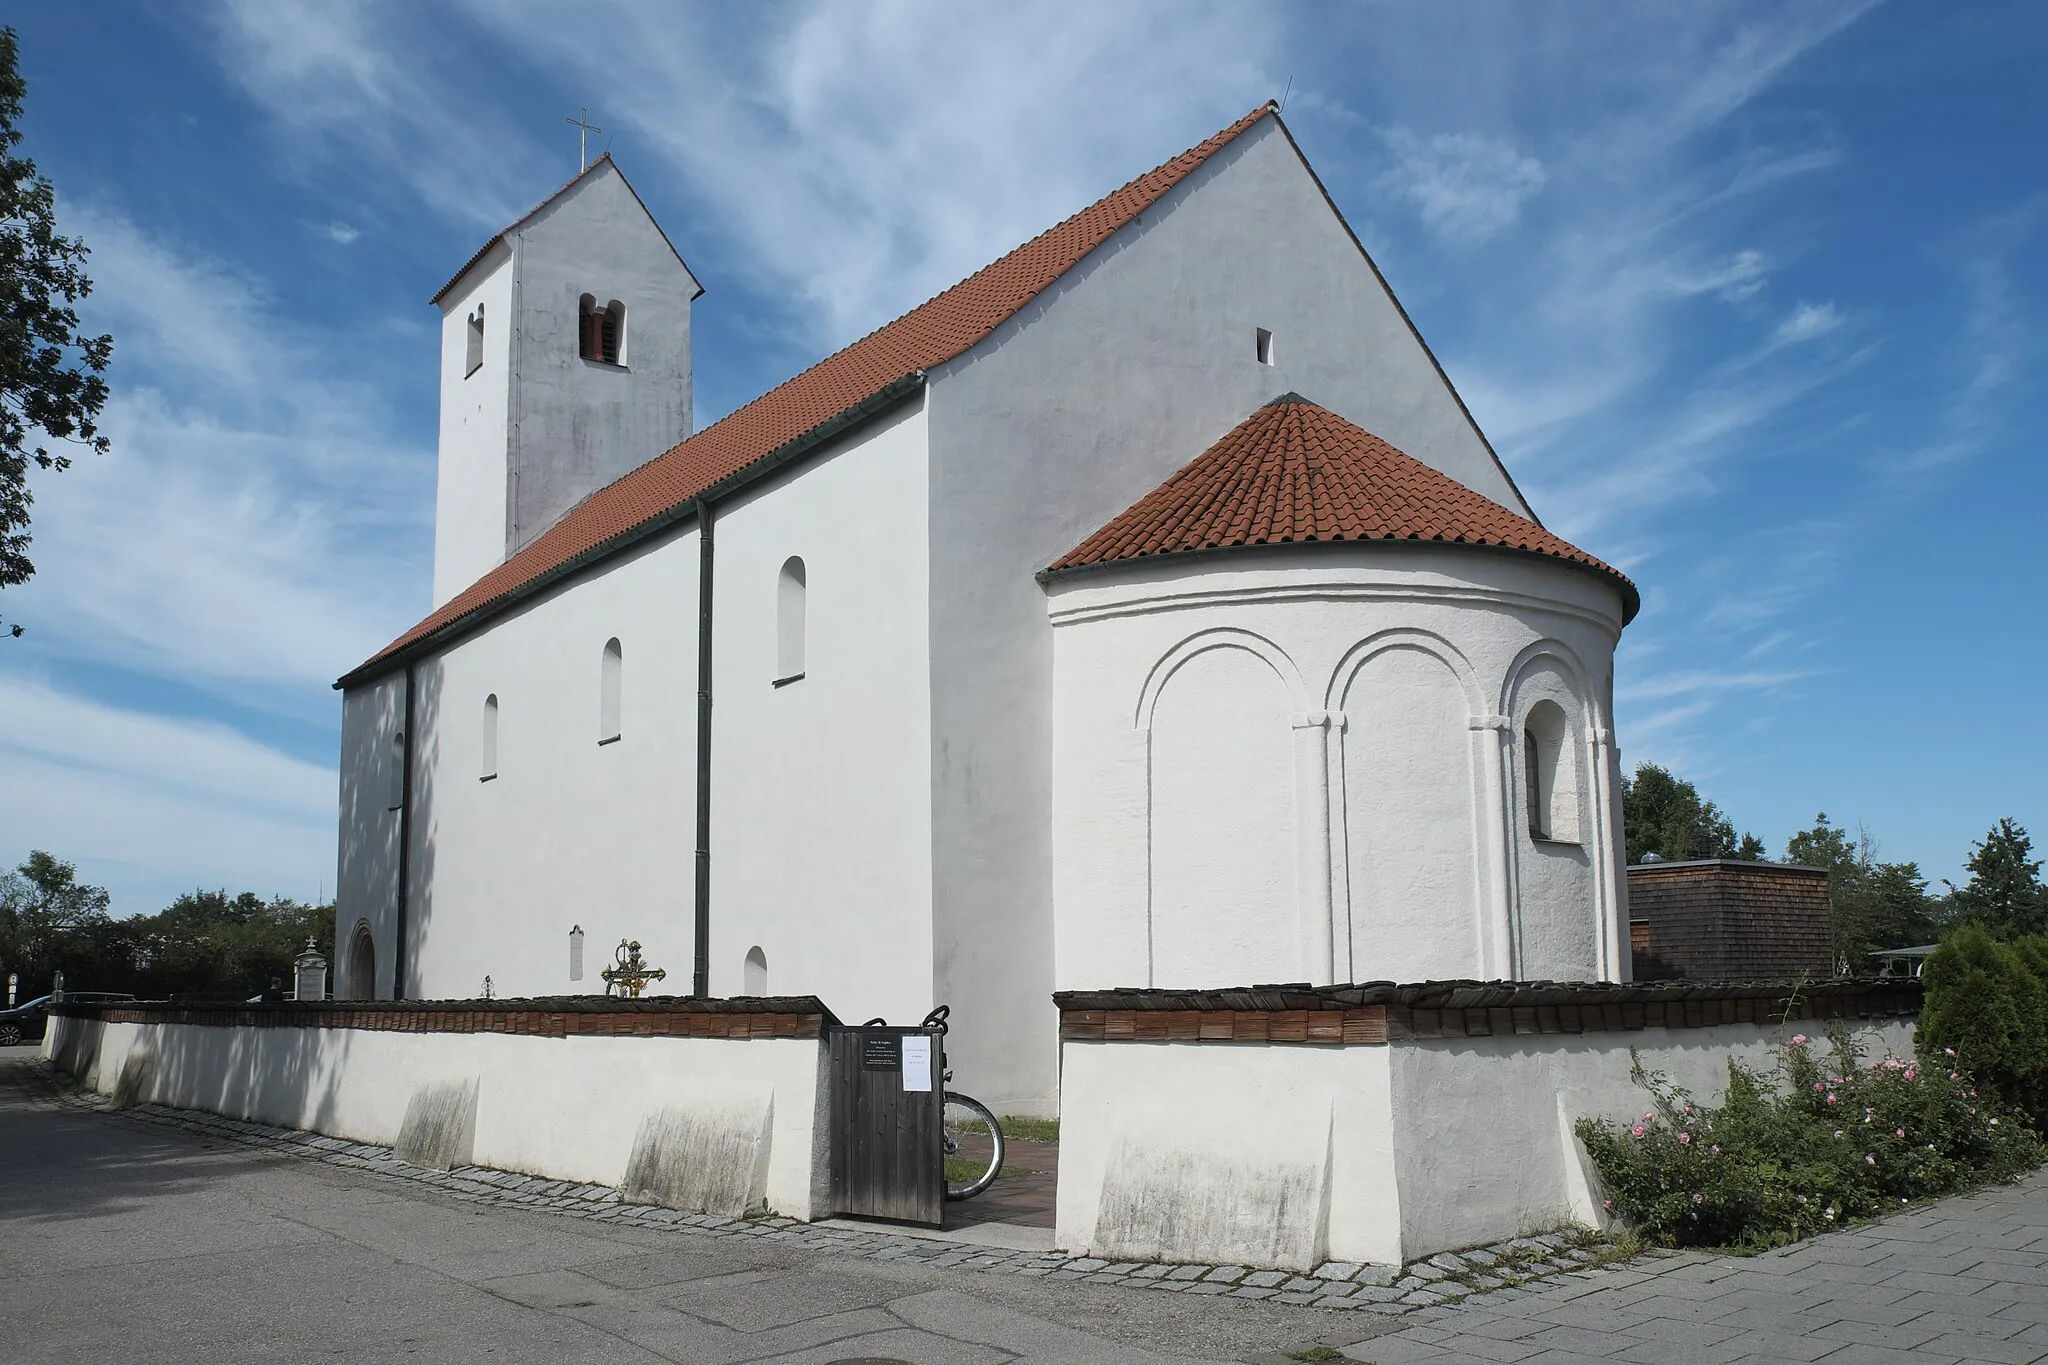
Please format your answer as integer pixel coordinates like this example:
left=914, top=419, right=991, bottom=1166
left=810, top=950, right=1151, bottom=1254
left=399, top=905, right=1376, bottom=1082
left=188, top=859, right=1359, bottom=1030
left=465, top=305, right=485, bottom=377
left=775, top=556, right=806, bottom=684
left=744, top=946, right=768, bottom=996
left=1256, top=327, right=1275, bottom=366
left=387, top=731, right=405, bottom=811
left=599, top=638, right=623, bottom=743
left=1524, top=727, right=1545, bottom=839
left=480, top=694, right=499, bottom=781
left=569, top=925, right=585, bottom=982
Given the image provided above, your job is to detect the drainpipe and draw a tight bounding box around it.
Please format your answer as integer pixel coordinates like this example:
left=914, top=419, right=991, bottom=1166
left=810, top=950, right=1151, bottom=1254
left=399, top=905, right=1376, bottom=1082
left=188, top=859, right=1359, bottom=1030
left=693, top=496, right=714, bottom=997
left=394, top=660, right=416, bottom=1000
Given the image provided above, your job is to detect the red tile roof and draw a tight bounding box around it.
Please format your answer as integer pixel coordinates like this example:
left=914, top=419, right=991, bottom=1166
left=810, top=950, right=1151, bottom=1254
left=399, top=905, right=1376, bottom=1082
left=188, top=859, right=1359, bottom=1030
left=1046, top=393, right=1638, bottom=620
left=345, top=103, right=1279, bottom=686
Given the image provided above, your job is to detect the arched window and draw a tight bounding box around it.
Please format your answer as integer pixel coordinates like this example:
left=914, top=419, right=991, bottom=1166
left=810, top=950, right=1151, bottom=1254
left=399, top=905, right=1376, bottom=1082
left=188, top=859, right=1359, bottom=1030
left=599, top=638, right=623, bottom=743
left=344, top=921, right=376, bottom=1000
left=744, top=946, right=768, bottom=996
left=480, top=694, right=499, bottom=781
left=465, top=304, right=485, bottom=376
left=578, top=294, right=625, bottom=364
left=775, top=556, right=806, bottom=685
left=388, top=731, right=405, bottom=811
left=1523, top=699, right=1580, bottom=843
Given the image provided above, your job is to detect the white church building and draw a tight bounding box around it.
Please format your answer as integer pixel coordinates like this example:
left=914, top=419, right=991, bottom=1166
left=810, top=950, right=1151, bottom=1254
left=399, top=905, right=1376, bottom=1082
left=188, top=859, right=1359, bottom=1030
left=333, top=104, right=1638, bottom=1117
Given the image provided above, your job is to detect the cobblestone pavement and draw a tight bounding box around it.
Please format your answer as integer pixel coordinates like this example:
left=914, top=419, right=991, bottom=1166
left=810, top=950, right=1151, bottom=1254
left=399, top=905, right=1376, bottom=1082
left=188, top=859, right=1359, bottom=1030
left=8, top=1052, right=2047, bottom=1364
left=3, top=1057, right=1615, bottom=1314
left=1339, top=1170, right=2048, bottom=1365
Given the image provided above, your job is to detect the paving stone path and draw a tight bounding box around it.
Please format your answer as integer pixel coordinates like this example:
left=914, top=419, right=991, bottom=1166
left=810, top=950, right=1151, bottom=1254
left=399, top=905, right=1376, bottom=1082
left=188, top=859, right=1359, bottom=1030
left=12, top=1055, right=2048, bottom=1364
left=8, top=1058, right=1618, bottom=1314
left=1338, top=1171, right=2048, bottom=1365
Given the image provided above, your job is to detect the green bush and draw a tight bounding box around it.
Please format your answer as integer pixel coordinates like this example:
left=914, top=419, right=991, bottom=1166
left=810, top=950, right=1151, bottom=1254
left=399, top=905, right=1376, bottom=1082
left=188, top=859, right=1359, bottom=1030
left=1577, top=1031, right=2043, bottom=1250
left=1918, top=926, right=2048, bottom=1131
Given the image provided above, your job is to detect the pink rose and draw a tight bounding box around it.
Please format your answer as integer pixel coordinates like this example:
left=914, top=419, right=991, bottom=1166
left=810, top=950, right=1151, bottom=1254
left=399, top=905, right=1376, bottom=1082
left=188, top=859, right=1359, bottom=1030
left=1693, top=1193, right=1705, bottom=1204
left=1678, top=1132, right=1692, bottom=1145
left=1790, top=1035, right=1807, bottom=1046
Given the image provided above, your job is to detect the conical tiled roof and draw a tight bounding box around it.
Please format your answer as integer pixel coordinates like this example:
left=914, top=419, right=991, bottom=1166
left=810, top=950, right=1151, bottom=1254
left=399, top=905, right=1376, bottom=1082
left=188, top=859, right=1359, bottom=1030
left=1047, top=394, right=1637, bottom=620
left=344, top=104, right=1280, bottom=685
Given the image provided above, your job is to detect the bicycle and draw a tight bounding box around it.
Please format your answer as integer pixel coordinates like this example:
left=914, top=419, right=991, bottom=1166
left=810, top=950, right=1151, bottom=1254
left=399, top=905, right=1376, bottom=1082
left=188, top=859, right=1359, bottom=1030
left=905, top=1006, right=1006, bottom=1201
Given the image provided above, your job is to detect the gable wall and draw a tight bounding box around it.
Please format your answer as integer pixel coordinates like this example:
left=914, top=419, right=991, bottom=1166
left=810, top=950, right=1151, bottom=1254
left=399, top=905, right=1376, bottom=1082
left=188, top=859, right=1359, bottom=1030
left=924, top=119, right=1532, bottom=1115
left=508, top=167, right=697, bottom=559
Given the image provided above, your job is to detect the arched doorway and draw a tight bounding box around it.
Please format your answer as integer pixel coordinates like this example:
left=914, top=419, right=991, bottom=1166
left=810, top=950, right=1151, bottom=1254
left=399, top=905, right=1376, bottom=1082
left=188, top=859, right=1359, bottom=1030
left=344, top=922, right=377, bottom=1000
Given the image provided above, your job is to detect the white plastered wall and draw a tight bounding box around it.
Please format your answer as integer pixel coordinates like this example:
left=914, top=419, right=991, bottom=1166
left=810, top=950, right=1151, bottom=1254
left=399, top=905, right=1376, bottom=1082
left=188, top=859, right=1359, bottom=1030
left=403, top=529, right=701, bottom=1000
left=1048, top=544, right=1627, bottom=993
left=708, top=399, right=934, bottom=1025
left=432, top=249, right=515, bottom=608
left=1056, top=1017, right=1917, bottom=1268
left=1056, top=1039, right=1400, bottom=1269
left=924, top=115, right=1536, bottom=1118
left=335, top=673, right=408, bottom=999
left=46, top=1014, right=830, bottom=1219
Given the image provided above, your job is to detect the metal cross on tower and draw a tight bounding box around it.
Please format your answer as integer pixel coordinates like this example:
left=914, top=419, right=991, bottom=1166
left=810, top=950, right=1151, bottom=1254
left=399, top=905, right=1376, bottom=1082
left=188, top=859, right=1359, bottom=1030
left=565, top=107, right=602, bottom=171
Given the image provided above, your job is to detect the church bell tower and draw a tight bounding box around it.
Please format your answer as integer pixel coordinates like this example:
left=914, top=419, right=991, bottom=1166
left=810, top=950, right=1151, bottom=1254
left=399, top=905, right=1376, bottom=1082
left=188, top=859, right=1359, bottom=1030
left=428, top=157, right=702, bottom=608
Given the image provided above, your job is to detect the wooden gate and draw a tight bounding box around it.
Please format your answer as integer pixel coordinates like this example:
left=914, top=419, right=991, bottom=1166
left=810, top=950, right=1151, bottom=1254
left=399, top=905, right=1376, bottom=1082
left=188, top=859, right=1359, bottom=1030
left=827, top=1018, right=945, bottom=1224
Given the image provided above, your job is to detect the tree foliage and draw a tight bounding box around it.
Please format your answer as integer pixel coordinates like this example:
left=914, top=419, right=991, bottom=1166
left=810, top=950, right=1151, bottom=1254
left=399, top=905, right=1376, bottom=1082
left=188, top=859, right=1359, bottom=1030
left=1918, top=925, right=2048, bottom=1132
left=0, top=27, right=113, bottom=628
left=0, top=851, right=331, bottom=1001
left=1621, top=763, right=1765, bottom=864
left=1950, top=818, right=2047, bottom=940
left=1785, top=813, right=1937, bottom=971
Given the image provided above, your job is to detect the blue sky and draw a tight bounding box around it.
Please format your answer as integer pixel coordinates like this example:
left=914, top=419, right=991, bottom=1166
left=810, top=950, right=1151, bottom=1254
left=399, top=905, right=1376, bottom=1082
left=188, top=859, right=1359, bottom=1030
left=2, top=1, right=2043, bottom=915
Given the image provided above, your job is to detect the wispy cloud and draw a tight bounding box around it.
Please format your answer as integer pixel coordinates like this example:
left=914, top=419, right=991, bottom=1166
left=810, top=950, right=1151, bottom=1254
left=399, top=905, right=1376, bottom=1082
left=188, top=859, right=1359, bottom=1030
left=0, top=675, right=335, bottom=913
left=6, top=204, right=429, bottom=701
left=1773, top=300, right=1842, bottom=346
left=1378, top=128, right=1547, bottom=244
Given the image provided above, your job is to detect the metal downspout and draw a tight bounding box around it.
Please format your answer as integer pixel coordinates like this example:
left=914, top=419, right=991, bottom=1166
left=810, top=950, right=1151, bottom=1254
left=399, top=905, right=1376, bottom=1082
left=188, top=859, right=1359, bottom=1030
left=394, top=661, right=416, bottom=1000
left=693, top=497, right=714, bottom=997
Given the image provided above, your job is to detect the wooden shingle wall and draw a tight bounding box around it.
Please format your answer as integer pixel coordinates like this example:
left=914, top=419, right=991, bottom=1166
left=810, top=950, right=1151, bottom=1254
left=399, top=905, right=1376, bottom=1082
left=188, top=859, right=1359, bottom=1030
left=1627, top=860, right=1833, bottom=981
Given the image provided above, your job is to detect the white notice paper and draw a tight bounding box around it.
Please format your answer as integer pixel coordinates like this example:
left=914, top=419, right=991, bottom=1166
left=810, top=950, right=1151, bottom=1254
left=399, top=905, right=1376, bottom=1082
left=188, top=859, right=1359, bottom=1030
left=901, top=1035, right=933, bottom=1092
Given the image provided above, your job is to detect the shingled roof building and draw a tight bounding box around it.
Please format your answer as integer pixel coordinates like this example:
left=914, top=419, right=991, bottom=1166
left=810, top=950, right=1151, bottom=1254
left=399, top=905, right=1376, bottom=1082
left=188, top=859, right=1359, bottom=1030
left=334, top=105, right=1637, bottom=1116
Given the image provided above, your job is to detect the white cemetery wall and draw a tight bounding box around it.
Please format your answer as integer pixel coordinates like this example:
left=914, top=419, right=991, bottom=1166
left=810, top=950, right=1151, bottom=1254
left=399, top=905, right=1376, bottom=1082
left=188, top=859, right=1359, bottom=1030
left=1056, top=1037, right=1402, bottom=1270
left=1055, top=1015, right=1914, bottom=1269
left=44, top=1013, right=831, bottom=1220
left=1047, top=544, right=1626, bottom=995
left=1386, top=1019, right=1914, bottom=1259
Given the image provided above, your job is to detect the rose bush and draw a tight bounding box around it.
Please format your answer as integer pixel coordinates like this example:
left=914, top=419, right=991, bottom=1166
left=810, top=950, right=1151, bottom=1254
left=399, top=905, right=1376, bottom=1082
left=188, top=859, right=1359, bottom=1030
left=1577, top=1030, right=2043, bottom=1250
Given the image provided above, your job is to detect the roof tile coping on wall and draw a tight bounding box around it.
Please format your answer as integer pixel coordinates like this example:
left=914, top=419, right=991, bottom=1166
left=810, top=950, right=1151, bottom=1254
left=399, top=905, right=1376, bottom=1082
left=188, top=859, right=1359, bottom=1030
left=1054, top=978, right=1922, bottom=1046
left=1628, top=859, right=1828, bottom=875
left=50, top=994, right=840, bottom=1042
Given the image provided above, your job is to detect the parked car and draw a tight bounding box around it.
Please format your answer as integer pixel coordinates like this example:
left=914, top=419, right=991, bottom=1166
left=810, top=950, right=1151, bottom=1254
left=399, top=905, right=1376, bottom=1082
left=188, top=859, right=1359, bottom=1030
left=0, top=992, right=138, bottom=1047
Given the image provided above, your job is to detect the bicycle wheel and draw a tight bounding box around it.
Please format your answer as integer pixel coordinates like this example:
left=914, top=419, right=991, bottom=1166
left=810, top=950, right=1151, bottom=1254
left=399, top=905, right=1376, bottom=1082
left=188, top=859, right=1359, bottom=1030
left=941, top=1092, right=1004, bottom=1200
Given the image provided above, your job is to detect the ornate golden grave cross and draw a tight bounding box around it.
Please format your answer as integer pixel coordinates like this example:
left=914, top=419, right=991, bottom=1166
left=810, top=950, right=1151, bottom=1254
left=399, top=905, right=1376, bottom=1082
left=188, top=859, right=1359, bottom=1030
left=601, top=939, right=666, bottom=998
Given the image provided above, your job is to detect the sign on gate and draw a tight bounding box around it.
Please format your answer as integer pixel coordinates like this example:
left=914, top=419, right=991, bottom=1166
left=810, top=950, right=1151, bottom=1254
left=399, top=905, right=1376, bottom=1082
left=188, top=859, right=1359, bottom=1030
left=827, top=1014, right=946, bottom=1224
